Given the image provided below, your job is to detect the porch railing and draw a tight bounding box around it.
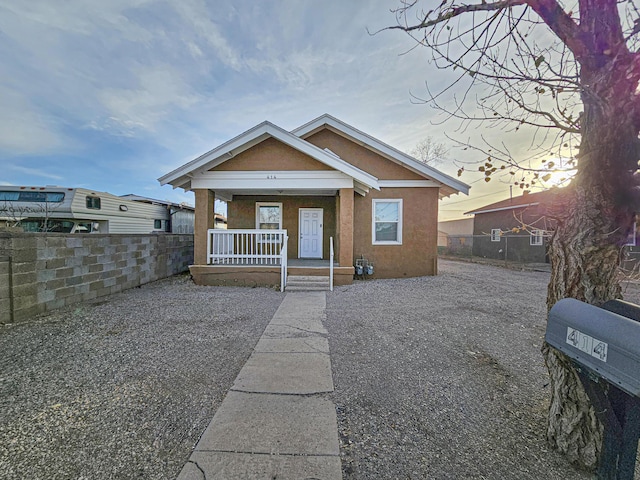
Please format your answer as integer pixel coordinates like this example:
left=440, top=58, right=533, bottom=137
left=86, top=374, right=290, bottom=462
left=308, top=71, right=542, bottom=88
left=329, top=236, right=334, bottom=292
left=207, top=229, right=289, bottom=292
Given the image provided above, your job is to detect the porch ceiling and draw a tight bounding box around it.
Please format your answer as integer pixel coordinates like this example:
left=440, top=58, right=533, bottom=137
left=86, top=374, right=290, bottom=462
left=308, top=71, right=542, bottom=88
left=191, top=170, right=371, bottom=201
left=214, top=188, right=339, bottom=201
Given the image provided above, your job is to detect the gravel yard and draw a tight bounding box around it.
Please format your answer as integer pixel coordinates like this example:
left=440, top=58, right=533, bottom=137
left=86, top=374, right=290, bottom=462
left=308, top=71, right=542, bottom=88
left=326, top=259, right=640, bottom=479
left=0, top=275, right=283, bottom=480
left=2, top=259, right=640, bottom=479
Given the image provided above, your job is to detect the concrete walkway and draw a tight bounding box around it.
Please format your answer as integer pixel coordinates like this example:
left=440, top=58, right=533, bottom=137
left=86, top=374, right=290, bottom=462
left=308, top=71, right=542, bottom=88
left=177, top=291, right=342, bottom=479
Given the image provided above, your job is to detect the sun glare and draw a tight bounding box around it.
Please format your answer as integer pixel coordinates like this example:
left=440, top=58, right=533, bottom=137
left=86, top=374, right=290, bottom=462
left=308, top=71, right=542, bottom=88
left=539, top=157, right=576, bottom=187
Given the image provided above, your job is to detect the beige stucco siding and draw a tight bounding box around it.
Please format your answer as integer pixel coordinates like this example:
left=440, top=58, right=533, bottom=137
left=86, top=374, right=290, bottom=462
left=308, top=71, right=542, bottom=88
left=228, top=195, right=337, bottom=260
left=352, top=187, right=439, bottom=278
left=212, top=137, right=333, bottom=171
left=304, top=129, right=425, bottom=181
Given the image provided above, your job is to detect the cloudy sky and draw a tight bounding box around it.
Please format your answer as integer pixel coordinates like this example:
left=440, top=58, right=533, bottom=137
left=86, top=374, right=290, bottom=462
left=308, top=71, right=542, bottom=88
left=0, top=0, right=557, bottom=220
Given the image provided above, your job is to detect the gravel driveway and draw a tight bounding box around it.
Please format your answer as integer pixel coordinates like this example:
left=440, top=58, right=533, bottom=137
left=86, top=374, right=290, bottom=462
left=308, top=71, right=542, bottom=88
left=2, top=259, right=639, bottom=479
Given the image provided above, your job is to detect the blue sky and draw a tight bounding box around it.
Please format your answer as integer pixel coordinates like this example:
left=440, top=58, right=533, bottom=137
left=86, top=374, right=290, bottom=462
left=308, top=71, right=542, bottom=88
left=0, top=0, right=552, bottom=220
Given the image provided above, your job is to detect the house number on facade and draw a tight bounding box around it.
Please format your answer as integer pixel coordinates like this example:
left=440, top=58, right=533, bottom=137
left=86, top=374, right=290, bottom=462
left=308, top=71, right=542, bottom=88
left=267, top=175, right=277, bottom=179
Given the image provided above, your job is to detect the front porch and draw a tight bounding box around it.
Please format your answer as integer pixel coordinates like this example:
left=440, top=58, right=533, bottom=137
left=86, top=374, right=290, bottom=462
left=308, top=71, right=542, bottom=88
left=189, top=228, right=354, bottom=289
left=190, top=263, right=355, bottom=289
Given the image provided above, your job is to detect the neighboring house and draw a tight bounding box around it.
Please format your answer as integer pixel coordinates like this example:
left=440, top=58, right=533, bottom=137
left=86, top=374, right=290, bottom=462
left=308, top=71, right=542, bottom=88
left=0, top=186, right=196, bottom=234
left=437, top=230, right=449, bottom=248
left=159, top=114, right=469, bottom=287
left=464, top=189, right=559, bottom=263
left=437, top=217, right=474, bottom=253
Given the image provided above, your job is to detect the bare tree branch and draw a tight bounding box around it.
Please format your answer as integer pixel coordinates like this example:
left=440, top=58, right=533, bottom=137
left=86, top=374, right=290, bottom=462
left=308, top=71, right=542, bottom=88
left=385, top=0, right=528, bottom=33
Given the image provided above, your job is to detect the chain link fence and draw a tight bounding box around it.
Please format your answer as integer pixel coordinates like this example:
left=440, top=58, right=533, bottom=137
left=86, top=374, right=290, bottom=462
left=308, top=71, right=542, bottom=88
left=441, top=234, right=640, bottom=272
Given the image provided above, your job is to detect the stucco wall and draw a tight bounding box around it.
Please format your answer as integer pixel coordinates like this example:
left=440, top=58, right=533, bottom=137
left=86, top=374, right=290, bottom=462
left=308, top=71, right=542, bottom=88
left=227, top=195, right=337, bottom=260
left=304, top=129, right=425, bottom=181
left=0, top=232, right=193, bottom=324
left=353, top=187, right=440, bottom=278
left=202, top=127, right=446, bottom=278
left=212, top=137, right=332, bottom=171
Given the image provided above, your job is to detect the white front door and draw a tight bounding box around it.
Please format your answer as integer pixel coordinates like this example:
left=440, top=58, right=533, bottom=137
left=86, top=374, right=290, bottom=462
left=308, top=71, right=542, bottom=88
left=299, top=208, right=323, bottom=259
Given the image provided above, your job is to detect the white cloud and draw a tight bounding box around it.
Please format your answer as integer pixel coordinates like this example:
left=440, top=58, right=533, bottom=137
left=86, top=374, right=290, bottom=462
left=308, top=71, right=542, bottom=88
left=7, top=165, right=64, bottom=181
left=171, top=0, right=243, bottom=70
left=0, top=89, right=68, bottom=155
left=94, top=65, right=201, bottom=135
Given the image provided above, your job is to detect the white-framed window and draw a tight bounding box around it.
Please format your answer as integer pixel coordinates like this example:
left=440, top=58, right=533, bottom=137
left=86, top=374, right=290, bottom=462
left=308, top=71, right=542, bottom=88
left=256, top=202, right=282, bottom=230
left=490, top=229, right=501, bottom=242
left=372, top=199, right=402, bottom=245
left=530, top=229, right=544, bottom=246
left=256, top=202, right=282, bottom=241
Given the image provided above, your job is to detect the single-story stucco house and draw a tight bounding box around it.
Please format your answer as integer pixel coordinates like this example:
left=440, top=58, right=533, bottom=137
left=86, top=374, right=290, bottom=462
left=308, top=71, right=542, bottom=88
left=159, top=114, right=469, bottom=289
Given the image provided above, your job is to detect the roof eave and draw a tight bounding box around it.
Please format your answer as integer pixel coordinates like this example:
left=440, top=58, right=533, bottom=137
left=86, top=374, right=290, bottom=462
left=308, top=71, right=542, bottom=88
left=159, top=120, right=380, bottom=192
left=465, top=202, right=540, bottom=216
left=292, top=114, right=470, bottom=196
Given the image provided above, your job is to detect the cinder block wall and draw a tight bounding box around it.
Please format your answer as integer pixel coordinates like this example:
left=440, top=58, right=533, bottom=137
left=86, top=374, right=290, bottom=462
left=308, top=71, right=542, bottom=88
left=0, top=233, right=194, bottom=324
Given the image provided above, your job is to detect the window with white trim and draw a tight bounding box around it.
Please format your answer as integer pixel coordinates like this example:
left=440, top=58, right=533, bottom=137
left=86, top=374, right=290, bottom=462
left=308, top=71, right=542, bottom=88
left=490, top=229, right=501, bottom=242
left=530, top=229, right=544, bottom=246
left=372, top=199, right=402, bottom=244
left=256, top=202, right=283, bottom=242
left=256, top=202, right=282, bottom=230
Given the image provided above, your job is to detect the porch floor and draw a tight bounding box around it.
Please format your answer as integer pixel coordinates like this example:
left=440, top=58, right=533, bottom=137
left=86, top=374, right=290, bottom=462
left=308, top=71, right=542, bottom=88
left=288, top=259, right=339, bottom=268
left=209, top=259, right=338, bottom=268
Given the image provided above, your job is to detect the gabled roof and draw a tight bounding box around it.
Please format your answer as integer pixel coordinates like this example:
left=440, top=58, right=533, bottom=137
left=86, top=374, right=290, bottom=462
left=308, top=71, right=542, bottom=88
left=464, top=190, right=557, bottom=215
left=292, top=114, right=470, bottom=198
left=158, top=114, right=470, bottom=199
left=158, top=120, right=379, bottom=193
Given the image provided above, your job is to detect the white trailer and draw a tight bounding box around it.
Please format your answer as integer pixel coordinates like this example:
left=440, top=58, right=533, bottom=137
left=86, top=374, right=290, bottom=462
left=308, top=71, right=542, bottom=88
left=0, top=186, right=195, bottom=234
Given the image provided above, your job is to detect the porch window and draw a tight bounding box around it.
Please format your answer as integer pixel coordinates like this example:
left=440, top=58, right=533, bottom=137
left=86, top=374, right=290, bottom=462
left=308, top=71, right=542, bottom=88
left=256, top=202, right=283, bottom=241
left=372, top=199, right=402, bottom=244
left=530, top=229, right=544, bottom=246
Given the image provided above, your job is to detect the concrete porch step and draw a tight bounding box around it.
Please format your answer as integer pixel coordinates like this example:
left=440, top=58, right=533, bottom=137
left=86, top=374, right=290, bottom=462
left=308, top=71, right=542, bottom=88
left=286, top=275, right=331, bottom=292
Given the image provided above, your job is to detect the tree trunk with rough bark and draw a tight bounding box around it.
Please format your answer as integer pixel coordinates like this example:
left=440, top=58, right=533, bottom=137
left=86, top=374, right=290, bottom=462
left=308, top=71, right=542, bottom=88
left=541, top=0, right=640, bottom=468
left=389, top=0, right=640, bottom=470
left=543, top=185, right=626, bottom=469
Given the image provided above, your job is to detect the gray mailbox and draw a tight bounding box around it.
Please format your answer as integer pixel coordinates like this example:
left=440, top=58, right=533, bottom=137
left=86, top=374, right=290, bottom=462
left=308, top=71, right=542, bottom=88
left=546, top=298, right=640, bottom=480
left=547, top=298, right=640, bottom=397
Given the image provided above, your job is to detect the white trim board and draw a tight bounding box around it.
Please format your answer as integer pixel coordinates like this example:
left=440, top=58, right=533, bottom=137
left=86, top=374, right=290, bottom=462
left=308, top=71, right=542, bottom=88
left=378, top=180, right=441, bottom=188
